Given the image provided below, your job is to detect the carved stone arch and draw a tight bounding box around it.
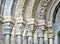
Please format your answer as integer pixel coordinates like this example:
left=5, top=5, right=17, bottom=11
left=31, top=0, right=40, bottom=18
left=22, top=0, right=40, bottom=36
left=11, top=0, right=17, bottom=17
left=46, top=1, right=60, bottom=44
left=0, top=0, right=6, bottom=15
left=23, top=0, right=40, bottom=20
left=47, top=0, right=60, bottom=24
left=46, top=0, right=60, bottom=33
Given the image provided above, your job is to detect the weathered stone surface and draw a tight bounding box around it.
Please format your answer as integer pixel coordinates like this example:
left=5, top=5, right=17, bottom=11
left=0, top=0, right=60, bottom=44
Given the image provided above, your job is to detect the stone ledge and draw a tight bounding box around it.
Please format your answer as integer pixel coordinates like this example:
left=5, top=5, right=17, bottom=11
left=3, top=16, right=15, bottom=24
left=37, top=19, right=46, bottom=26
left=26, top=18, right=37, bottom=26
left=16, top=16, right=25, bottom=24
left=48, top=29, right=54, bottom=38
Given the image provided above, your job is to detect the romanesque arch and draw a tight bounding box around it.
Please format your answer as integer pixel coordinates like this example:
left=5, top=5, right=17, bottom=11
left=1, top=0, right=60, bottom=44
left=47, top=0, right=60, bottom=44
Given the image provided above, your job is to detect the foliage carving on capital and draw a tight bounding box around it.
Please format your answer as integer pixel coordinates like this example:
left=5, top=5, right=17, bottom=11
left=48, top=28, right=54, bottom=38
left=2, top=23, right=13, bottom=35
left=16, top=16, right=25, bottom=24
left=12, top=21, right=25, bottom=36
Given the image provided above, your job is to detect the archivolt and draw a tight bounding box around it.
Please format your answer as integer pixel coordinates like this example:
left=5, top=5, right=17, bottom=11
left=23, top=0, right=40, bottom=20
left=46, top=0, right=60, bottom=24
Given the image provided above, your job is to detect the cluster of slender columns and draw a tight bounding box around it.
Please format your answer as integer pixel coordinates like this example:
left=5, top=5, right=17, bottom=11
left=47, top=21, right=54, bottom=44
left=2, top=18, right=54, bottom=44
left=1, top=0, right=54, bottom=44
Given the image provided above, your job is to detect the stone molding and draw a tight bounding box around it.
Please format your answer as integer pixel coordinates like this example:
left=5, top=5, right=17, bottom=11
left=3, top=16, right=15, bottom=24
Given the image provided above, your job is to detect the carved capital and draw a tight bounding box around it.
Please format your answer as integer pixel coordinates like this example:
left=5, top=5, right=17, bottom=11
left=48, top=33, right=54, bottom=38
left=15, top=22, right=25, bottom=36
left=15, top=23, right=24, bottom=36
left=48, top=28, right=54, bottom=38
left=37, top=27, right=44, bottom=37
left=26, top=24, right=36, bottom=32
left=25, top=18, right=37, bottom=32
left=2, top=22, right=13, bottom=35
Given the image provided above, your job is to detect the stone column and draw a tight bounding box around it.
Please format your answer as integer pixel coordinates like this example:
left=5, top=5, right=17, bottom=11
left=34, top=32, right=38, bottom=44
left=23, top=31, right=28, bottom=44
left=48, top=28, right=54, bottom=44
left=16, top=28, right=22, bottom=44
left=3, top=0, right=15, bottom=43
left=54, top=34, right=58, bottom=44
left=11, top=35, right=15, bottom=44
left=44, top=31, right=48, bottom=44
left=37, top=29, right=44, bottom=44
left=48, top=22, right=54, bottom=44
left=16, top=30, right=23, bottom=44
left=2, top=15, right=15, bottom=44
left=15, top=17, right=25, bottom=44
left=2, top=22, right=13, bottom=44
left=27, top=32, right=33, bottom=44
left=49, top=38, right=54, bottom=44
left=5, top=34, right=10, bottom=44
left=37, top=19, right=46, bottom=44
left=26, top=18, right=37, bottom=44
left=28, top=36, right=33, bottom=44
left=16, top=35, right=22, bottom=44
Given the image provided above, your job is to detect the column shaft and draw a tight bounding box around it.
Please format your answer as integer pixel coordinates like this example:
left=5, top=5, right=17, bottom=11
left=28, top=36, right=33, bottom=44
left=38, top=30, right=44, bottom=44
left=34, top=34, right=38, bottom=44
left=5, top=35, right=10, bottom=44
left=44, top=31, right=48, bottom=44
left=49, top=38, right=53, bottom=44
left=38, top=37, right=44, bottom=44
left=11, top=36, right=15, bottom=44
left=17, top=35, right=22, bottom=44
left=54, top=35, right=58, bottom=44
left=23, top=36, right=28, bottom=44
